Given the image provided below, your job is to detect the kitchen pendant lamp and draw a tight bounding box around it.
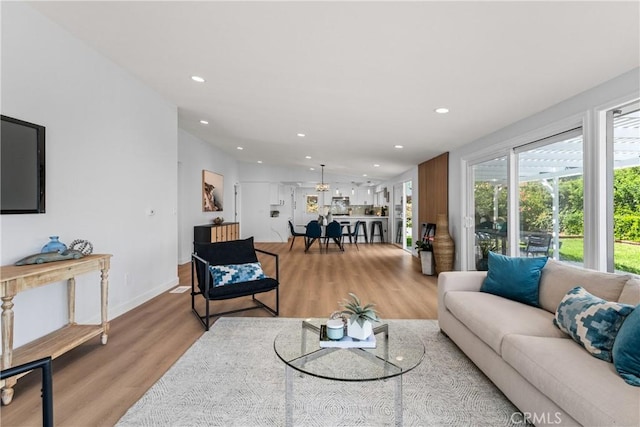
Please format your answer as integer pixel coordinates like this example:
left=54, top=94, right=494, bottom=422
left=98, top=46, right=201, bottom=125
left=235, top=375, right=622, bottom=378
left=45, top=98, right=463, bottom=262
left=316, top=164, right=330, bottom=192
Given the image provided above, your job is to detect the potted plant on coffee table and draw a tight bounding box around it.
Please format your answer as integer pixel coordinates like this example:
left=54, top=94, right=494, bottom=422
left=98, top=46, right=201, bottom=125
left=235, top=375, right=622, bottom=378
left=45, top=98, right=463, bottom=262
left=341, top=293, right=379, bottom=340
left=415, top=239, right=434, bottom=275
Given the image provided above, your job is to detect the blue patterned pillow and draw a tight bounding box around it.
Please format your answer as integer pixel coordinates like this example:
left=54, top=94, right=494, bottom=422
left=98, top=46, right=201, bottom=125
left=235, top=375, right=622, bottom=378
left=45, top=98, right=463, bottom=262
left=554, top=286, right=634, bottom=362
left=209, top=262, right=266, bottom=287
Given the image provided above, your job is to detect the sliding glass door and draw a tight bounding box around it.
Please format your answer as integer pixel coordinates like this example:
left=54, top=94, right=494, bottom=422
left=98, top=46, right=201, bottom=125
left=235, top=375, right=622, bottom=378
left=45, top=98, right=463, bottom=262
left=516, top=129, right=584, bottom=265
left=470, top=156, right=508, bottom=268
left=607, top=101, right=640, bottom=275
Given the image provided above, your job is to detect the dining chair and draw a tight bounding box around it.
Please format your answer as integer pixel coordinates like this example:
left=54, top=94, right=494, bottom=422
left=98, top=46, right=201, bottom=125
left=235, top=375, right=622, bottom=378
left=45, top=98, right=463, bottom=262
left=324, top=220, right=344, bottom=252
left=288, top=220, right=306, bottom=251
left=304, top=220, right=323, bottom=253
left=343, top=220, right=365, bottom=251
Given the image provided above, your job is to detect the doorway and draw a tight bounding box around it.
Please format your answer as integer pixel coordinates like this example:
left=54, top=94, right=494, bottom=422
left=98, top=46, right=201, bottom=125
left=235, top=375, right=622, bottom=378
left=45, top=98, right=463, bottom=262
left=393, top=181, right=413, bottom=251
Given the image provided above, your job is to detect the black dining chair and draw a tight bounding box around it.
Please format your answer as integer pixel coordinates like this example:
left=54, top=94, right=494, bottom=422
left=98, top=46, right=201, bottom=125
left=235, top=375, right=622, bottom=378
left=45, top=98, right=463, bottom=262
left=324, top=220, right=344, bottom=252
left=288, top=220, right=306, bottom=251
left=305, top=220, right=323, bottom=253
left=343, top=220, right=366, bottom=251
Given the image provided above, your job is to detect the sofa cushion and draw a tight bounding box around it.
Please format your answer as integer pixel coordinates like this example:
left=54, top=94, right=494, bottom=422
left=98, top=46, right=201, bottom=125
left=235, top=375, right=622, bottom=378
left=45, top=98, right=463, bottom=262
left=444, top=291, right=566, bottom=355
left=538, top=259, right=629, bottom=314
left=502, top=334, right=640, bottom=427
left=613, top=305, right=640, bottom=386
left=480, top=252, right=547, bottom=307
left=619, top=278, right=640, bottom=306
left=554, top=286, right=634, bottom=362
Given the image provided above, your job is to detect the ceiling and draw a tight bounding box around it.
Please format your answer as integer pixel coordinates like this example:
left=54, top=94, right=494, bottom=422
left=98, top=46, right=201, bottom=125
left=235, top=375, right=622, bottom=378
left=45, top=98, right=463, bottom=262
left=29, top=1, right=640, bottom=185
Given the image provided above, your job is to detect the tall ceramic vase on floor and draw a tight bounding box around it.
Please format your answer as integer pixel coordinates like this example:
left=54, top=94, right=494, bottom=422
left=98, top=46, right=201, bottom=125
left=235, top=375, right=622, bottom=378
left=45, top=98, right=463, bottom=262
left=433, top=213, right=455, bottom=274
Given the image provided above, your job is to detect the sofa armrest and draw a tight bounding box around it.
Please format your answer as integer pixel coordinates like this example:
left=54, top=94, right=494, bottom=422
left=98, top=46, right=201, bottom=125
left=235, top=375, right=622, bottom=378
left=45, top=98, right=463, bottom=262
left=437, top=271, right=487, bottom=320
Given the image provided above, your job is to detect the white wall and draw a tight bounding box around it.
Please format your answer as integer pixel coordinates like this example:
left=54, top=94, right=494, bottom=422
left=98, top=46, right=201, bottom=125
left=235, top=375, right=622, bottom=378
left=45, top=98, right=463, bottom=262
left=448, top=68, right=640, bottom=270
left=1, top=3, right=179, bottom=347
left=177, top=129, right=240, bottom=263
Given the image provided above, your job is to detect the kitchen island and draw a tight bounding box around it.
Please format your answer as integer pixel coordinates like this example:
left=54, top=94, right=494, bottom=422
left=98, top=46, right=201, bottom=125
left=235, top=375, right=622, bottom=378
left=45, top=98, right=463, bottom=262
left=296, top=216, right=389, bottom=243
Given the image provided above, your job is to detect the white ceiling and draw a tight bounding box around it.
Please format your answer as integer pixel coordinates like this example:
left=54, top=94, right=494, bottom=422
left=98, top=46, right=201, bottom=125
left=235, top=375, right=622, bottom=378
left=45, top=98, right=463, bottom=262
left=30, top=1, right=640, bottom=184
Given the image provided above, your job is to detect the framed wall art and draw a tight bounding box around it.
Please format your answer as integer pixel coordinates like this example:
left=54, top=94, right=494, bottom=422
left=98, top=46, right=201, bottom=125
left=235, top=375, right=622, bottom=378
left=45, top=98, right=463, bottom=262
left=202, top=170, right=223, bottom=212
left=306, top=195, right=318, bottom=213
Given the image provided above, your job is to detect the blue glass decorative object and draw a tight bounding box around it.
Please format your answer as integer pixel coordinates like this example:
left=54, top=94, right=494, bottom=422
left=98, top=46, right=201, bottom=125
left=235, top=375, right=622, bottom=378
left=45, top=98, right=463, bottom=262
left=41, top=236, right=67, bottom=253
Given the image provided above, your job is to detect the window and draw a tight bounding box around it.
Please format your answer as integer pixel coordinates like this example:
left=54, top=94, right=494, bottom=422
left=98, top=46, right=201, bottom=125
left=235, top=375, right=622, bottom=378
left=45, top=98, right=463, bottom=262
left=607, top=102, right=640, bottom=275
left=470, top=156, right=508, bottom=268
left=516, top=129, right=584, bottom=265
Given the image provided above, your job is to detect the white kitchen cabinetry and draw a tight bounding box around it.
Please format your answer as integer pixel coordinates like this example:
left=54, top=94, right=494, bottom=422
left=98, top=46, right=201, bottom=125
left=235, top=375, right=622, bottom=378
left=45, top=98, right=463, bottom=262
left=354, top=187, right=372, bottom=205
left=269, top=183, right=285, bottom=205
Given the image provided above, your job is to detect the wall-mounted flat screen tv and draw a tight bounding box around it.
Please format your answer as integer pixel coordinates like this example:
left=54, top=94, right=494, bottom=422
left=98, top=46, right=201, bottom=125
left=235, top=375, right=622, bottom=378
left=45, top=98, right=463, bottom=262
left=1, top=115, right=46, bottom=214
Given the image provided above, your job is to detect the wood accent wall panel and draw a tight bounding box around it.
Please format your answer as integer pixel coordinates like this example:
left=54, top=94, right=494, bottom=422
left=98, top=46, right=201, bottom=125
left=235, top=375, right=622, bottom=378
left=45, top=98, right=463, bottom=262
left=418, top=152, right=449, bottom=225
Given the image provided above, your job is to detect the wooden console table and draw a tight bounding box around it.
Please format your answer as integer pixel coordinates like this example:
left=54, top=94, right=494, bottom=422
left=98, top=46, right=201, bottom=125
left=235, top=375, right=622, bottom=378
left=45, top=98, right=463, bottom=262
left=0, top=254, right=112, bottom=405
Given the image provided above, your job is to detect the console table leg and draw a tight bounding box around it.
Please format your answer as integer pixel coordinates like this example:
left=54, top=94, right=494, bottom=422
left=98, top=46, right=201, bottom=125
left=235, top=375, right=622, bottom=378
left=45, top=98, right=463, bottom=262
left=100, top=264, right=110, bottom=345
left=1, top=295, right=15, bottom=405
left=67, top=277, right=76, bottom=324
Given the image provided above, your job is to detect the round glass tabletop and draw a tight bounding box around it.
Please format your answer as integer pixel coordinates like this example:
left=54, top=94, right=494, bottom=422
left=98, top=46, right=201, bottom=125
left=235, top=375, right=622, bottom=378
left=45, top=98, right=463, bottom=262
left=273, top=318, right=425, bottom=382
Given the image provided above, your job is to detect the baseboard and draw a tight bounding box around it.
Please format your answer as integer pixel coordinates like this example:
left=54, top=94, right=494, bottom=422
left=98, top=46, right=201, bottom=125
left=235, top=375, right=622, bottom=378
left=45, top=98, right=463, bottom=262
left=84, top=276, right=179, bottom=324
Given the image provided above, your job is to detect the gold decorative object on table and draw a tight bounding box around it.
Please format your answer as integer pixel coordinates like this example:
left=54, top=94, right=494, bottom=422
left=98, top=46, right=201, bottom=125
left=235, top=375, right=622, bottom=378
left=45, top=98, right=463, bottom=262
left=433, top=213, right=455, bottom=274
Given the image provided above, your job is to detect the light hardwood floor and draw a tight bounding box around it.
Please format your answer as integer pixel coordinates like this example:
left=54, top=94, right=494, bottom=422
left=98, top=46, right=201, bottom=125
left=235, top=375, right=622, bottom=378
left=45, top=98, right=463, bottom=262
left=1, top=241, right=438, bottom=426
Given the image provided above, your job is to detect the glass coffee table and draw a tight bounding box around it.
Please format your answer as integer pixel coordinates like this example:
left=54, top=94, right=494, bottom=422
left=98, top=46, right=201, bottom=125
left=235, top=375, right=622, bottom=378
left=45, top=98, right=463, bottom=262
left=273, top=319, right=425, bottom=426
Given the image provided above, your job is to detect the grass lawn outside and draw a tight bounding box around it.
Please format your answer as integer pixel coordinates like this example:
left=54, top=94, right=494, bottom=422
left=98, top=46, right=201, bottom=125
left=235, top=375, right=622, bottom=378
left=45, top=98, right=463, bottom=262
left=559, top=238, right=640, bottom=275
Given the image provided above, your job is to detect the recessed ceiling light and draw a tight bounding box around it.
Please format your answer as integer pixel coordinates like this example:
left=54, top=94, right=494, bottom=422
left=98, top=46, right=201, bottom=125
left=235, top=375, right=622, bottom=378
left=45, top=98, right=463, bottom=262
left=257, top=160, right=263, bottom=164
left=200, top=120, right=209, bottom=125
left=394, top=145, right=404, bottom=149
left=310, top=167, right=315, bottom=171
left=305, top=155, right=312, bottom=159
left=373, top=164, right=380, bottom=167
left=362, top=174, right=368, bottom=177
left=191, top=75, right=205, bottom=83
left=297, top=133, right=306, bottom=137
left=237, top=146, right=243, bottom=150
left=435, top=107, right=449, bottom=114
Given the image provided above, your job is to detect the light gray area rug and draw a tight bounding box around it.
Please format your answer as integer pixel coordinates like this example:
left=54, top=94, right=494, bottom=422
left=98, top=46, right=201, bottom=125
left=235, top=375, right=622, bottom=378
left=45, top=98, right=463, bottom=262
left=117, top=318, right=519, bottom=426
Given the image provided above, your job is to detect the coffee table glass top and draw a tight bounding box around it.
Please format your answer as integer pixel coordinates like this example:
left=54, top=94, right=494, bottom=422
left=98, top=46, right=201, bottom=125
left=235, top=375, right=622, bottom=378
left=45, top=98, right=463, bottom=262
left=273, top=318, right=425, bottom=382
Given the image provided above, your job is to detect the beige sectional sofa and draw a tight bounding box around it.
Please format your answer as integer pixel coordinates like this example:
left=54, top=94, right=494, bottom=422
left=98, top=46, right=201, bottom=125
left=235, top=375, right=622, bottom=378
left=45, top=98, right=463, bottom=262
left=438, top=259, right=640, bottom=426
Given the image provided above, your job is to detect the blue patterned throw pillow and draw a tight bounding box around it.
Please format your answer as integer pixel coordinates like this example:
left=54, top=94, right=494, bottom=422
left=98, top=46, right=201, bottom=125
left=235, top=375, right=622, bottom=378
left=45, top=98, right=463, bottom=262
left=554, top=286, right=634, bottom=362
left=209, top=262, right=266, bottom=287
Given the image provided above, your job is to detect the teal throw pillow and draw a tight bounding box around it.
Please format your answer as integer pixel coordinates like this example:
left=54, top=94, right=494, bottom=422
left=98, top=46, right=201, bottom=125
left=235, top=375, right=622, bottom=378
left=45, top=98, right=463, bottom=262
left=209, top=262, right=266, bottom=287
left=612, top=304, right=640, bottom=386
left=554, top=286, right=634, bottom=362
left=480, top=252, right=547, bottom=307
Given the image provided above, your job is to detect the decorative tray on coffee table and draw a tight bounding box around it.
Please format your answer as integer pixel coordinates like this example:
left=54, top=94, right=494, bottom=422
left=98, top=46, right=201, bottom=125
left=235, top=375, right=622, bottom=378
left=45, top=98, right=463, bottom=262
left=318, top=324, right=377, bottom=349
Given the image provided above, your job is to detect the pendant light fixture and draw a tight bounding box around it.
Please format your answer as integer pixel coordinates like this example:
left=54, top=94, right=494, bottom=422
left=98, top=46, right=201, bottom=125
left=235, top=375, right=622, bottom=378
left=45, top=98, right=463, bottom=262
left=316, top=164, right=330, bottom=192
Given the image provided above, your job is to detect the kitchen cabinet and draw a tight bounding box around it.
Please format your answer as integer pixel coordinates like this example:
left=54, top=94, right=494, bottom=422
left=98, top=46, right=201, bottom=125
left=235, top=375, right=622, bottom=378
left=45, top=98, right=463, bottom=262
left=350, top=187, right=372, bottom=205
left=269, top=183, right=286, bottom=205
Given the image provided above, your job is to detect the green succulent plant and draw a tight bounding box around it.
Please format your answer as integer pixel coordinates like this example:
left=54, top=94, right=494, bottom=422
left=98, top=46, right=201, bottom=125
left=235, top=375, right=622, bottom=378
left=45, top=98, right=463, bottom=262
left=341, top=293, right=379, bottom=327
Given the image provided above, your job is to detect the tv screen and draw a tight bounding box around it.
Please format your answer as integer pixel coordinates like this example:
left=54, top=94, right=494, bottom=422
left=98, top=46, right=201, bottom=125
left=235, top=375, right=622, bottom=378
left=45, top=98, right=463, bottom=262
left=1, top=115, right=46, bottom=214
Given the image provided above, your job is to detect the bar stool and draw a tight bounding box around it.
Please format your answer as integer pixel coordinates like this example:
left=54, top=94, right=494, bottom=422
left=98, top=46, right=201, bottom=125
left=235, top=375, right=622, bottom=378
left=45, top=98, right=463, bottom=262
left=395, top=220, right=403, bottom=244
left=356, top=221, right=368, bottom=243
left=340, top=221, right=353, bottom=243
left=370, top=220, right=384, bottom=243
